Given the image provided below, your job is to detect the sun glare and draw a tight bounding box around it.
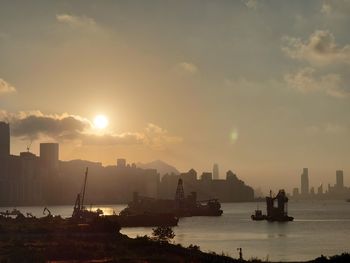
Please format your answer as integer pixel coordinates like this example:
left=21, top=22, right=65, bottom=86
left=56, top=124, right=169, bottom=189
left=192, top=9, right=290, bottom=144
left=94, top=115, right=109, bottom=129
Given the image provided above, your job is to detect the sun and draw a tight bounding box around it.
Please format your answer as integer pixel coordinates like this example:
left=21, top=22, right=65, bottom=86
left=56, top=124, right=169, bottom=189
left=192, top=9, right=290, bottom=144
left=93, top=115, right=109, bottom=129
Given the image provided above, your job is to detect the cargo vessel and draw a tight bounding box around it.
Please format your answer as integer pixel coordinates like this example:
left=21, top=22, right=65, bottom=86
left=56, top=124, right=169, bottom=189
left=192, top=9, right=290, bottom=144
left=120, top=178, right=223, bottom=218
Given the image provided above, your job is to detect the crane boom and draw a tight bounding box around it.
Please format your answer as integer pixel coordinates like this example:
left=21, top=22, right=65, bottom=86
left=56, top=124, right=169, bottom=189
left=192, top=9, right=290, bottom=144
left=81, top=167, right=88, bottom=209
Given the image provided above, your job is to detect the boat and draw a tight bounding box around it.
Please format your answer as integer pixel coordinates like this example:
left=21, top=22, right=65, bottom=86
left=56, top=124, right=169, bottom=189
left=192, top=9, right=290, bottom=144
left=120, top=179, right=223, bottom=218
left=251, top=190, right=294, bottom=222
left=251, top=209, right=267, bottom=221
left=72, top=167, right=179, bottom=227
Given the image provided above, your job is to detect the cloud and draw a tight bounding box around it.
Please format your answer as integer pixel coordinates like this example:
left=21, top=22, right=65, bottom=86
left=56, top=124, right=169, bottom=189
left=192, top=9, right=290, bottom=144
left=81, top=132, right=144, bottom=146
left=0, top=111, right=182, bottom=149
left=144, top=123, right=183, bottom=150
left=282, top=30, right=350, bottom=66
left=284, top=67, right=348, bottom=98
left=306, top=123, right=347, bottom=135
left=175, top=62, right=199, bottom=75
left=242, top=0, right=258, bottom=9
left=321, top=0, right=350, bottom=16
left=321, top=3, right=332, bottom=15
left=56, top=14, right=98, bottom=31
left=1, top=111, right=92, bottom=141
left=282, top=30, right=350, bottom=98
left=0, top=79, right=16, bottom=95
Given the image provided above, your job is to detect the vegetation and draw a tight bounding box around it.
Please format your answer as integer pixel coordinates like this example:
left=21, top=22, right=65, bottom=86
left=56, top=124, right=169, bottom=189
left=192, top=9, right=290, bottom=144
left=152, top=226, right=175, bottom=242
left=313, top=253, right=350, bottom=263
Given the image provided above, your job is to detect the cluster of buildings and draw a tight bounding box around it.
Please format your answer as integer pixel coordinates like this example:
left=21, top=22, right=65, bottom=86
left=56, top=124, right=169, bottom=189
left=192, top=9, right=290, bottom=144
left=0, top=121, right=254, bottom=206
left=0, top=122, right=61, bottom=205
left=160, top=169, right=254, bottom=202
left=292, top=168, right=349, bottom=200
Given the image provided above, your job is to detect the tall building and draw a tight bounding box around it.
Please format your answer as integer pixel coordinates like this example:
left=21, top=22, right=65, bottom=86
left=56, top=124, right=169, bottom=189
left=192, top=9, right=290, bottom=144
left=317, top=184, right=323, bottom=195
left=117, top=158, right=126, bottom=168
left=0, top=122, right=10, bottom=158
left=40, top=143, right=59, bottom=173
left=336, top=170, right=344, bottom=189
left=301, top=168, right=309, bottom=196
left=213, top=163, right=219, bottom=180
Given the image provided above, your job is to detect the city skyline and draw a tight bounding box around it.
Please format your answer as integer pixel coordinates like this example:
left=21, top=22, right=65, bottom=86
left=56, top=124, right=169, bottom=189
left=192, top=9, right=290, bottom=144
left=1, top=1, right=350, bottom=192
left=1, top=121, right=348, bottom=197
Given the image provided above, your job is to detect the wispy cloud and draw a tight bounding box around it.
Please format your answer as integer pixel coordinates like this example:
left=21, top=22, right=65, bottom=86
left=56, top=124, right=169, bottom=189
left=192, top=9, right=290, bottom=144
left=284, top=67, right=348, bottom=98
left=282, top=30, right=350, bottom=66
left=321, top=0, right=350, bottom=16
left=144, top=123, right=183, bottom=150
left=282, top=30, right=350, bottom=98
left=0, top=79, right=16, bottom=95
left=56, top=14, right=98, bottom=31
left=174, top=62, right=199, bottom=76
left=242, top=0, right=258, bottom=9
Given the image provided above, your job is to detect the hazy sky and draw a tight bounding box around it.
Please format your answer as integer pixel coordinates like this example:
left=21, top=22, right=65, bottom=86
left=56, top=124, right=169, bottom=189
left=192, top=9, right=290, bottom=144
left=1, top=0, right=350, bottom=192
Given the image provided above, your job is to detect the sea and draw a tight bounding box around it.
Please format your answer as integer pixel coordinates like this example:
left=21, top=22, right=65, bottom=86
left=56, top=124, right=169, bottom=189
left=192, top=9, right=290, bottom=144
left=1, top=200, right=349, bottom=262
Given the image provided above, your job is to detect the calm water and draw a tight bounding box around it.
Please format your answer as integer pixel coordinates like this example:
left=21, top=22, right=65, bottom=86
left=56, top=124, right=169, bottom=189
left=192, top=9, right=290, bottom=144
left=2, top=200, right=350, bottom=261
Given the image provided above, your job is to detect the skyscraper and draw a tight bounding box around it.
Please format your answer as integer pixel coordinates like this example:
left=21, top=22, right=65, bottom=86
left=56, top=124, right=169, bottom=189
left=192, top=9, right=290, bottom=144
left=0, top=122, right=10, bottom=158
left=213, top=163, right=219, bottom=180
left=40, top=143, right=59, bottom=174
left=336, top=170, right=344, bottom=189
left=301, top=168, right=309, bottom=196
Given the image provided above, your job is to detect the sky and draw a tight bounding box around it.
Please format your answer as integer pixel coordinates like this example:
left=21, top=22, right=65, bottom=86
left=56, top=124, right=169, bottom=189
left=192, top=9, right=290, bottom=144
left=1, top=0, right=350, bottom=193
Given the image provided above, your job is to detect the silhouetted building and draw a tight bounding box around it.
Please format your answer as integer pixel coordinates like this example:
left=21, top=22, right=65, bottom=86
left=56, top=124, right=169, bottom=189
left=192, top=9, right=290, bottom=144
left=159, top=169, right=253, bottom=202
left=117, top=158, right=126, bottom=168
left=292, top=169, right=350, bottom=200
left=40, top=143, right=59, bottom=175
left=201, top=172, right=212, bottom=181
left=317, top=184, right=323, bottom=195
left=213, top=163, right=219, bottom=180
left=336, top=170, right=344, bottom=189
left=0, top=122, right=10, bottom=158
left=301, top=168, right=309, bottom=196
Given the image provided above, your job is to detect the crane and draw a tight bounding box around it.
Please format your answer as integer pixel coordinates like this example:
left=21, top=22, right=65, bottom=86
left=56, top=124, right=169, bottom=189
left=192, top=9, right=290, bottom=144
left=26, top=140, right=33, bottom=152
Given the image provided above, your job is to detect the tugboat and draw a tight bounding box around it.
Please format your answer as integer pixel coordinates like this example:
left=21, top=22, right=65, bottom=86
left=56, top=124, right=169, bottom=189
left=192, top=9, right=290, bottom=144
left=251, top=190, right=293, bottom=222
left=251, top=206, right=267, bottom=221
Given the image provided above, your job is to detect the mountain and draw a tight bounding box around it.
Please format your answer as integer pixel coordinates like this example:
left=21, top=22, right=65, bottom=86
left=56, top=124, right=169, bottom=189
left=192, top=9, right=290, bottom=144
left=137, top=160, right=180, bottom=176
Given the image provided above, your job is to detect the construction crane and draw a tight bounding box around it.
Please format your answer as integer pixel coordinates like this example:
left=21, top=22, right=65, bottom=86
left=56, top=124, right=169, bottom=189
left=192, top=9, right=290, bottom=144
left=26, top=140, right=33, bottom=152
left=81, top=167, right=88, bottom=209
left=73, top=167, right=89, bottom=219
